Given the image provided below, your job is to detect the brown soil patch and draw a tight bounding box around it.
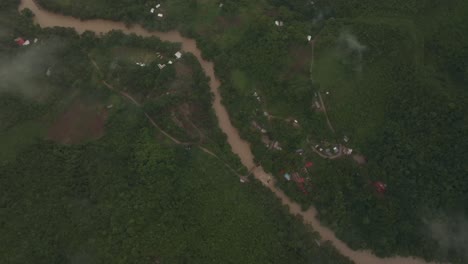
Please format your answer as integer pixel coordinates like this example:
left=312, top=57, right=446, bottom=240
left=184, top=102, right=211, bottom=129
left=216, top=16, right=241, bottom=29
left=175, top=103, right=202, bottom=138
left=175, top=62, right=193, bottom=79
left=353, top=154, right=367, bottom=165
left=48, top=101, right=108, bottom=144
left=289, top=45, right=312, bottom=75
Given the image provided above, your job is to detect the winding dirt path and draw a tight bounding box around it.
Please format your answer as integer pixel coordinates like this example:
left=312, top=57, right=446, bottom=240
left=317, top=91, right=336, bottom=133
left=19, top=1, right=440, bottom=263
left=101, top=74, right=242, bottom=177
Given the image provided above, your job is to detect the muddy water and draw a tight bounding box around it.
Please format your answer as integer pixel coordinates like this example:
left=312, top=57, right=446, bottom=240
left=19, top=1, right=438, bottom=263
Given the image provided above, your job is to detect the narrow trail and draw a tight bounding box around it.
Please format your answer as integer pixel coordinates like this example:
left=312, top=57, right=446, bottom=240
left=95, top=62, right=243, bottom=178
left=20, top=1, right=441, bottom=263
left=310, top=144, right=343, bottom=160
left=198, top=146, right=243, bottom=178
left=92, top=59, right=183, bottom=145
left=310, top=39, right=316, bottom=69
left=144, top=113, right=183, bottom=144
left=102, top=81, right=142, bottom=107
left=105, top=80, right=243, bottom=177
left=310, top=35, right=336, bottom=134
left=317, top=91, right=336, bottom=133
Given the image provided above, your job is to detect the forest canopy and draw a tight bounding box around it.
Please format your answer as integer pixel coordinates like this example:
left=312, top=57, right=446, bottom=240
left=2, top=0, right=468, bottom=263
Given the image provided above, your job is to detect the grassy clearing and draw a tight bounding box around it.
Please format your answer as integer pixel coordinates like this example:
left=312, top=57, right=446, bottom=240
left=110, top=46, right=161, bottom=63
left=230, top=69, right=252, bottom=96
left=192, top=0, right=221, bottom=31
left=311, top=18, right=420, bottom=147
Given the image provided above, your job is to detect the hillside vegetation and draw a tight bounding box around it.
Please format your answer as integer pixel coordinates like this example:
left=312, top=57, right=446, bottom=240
left=7, top=0, right=468, bottom=262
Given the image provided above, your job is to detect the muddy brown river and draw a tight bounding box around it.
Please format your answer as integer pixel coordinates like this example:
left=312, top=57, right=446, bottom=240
left=18, top=1, right=439, bottom=263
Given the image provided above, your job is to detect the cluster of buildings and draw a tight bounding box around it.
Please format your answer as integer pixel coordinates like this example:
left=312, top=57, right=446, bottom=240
left=137, top=51, right=182, bottom=70
left=150, top=3, right=164, bottom=18
left=14, top=37, right=38, bottom=46
left=282, top=162, right=314, bottom=194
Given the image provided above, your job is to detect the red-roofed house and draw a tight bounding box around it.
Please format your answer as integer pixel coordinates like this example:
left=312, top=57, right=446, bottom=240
left=374, top=181, right=387, bottom=193
left=15, top=37, right=25, bottom=46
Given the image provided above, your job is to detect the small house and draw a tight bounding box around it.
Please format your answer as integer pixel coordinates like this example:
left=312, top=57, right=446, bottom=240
left=150, top=8, right=155, bottom=13
left=284, top=173, right=291, bottom=181
left=292, top=173, right=305, bottom=183
left=157, top=13, right=164, bottom=17
left=175, top=51, right=182, bottom=59
left=14, top=37, right=25, bottom=46
left=274, top=21, right=284, bottom=27
left=344, top=148, right=353, bottom=155
left=272, top=141, right=282, bottom=151
left=374, top=182, right=387, bottom=193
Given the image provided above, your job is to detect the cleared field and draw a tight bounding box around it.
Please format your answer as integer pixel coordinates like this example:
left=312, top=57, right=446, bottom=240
left=47, top=100, right=108, bottom=144
left=311, top=18, right=420, bottom=147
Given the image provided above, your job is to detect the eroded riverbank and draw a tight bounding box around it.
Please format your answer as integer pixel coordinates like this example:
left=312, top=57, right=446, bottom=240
left=18, top=1, right=438, bottom=263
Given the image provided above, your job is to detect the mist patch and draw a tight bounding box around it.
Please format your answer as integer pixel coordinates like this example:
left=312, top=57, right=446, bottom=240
left=0, top=40, right=62, bottom=98
left=337, top=31, right=367, bottom=72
